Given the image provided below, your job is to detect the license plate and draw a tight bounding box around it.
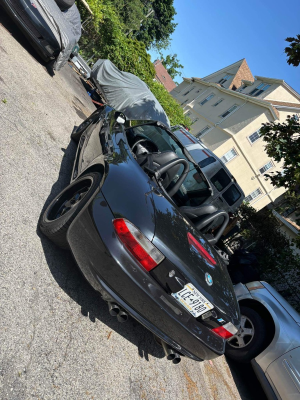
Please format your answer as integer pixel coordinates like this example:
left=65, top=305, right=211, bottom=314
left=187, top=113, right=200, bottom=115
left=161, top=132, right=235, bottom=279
left=171, top=283, right=214, bottom=318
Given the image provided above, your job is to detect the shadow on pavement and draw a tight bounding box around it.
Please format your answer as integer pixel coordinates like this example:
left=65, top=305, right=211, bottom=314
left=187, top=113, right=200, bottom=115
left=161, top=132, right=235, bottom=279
left=0, top=10, right=55, bottom=76
left=37, top=137, right=165, bottom=361
left=226, top=357, right=267, bottom=400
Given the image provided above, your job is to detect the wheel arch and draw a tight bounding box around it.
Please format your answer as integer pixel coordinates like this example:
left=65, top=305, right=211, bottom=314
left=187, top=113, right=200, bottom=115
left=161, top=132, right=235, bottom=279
left=238, top=299, right=276, bottom=351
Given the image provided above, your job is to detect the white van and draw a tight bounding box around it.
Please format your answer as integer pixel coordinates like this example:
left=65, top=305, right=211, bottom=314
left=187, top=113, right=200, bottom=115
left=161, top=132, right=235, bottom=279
left=171, top=126, right=245, bottom=213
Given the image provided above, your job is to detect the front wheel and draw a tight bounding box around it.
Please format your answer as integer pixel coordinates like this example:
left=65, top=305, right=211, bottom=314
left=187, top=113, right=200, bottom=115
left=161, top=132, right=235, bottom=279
left=39, top=172, right=101, bottom=248
left=225, top=306, right=268, bottom=363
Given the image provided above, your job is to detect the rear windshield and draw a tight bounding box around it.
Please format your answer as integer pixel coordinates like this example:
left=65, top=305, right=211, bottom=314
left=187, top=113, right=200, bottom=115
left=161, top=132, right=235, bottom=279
left=198, top=157, right=216, bottom=168
left=222, top=184, right=242, bottom=206
left=211, top=168, right=231, bottom=191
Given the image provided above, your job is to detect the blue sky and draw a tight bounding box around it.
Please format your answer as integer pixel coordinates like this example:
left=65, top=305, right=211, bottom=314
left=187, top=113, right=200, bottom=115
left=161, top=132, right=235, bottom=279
left=150, top=0, right=300, bottom=93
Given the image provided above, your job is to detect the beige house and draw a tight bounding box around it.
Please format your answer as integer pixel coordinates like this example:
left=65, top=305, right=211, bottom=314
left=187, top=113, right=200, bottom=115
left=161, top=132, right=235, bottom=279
left=171, top=59, right=300, bottom=211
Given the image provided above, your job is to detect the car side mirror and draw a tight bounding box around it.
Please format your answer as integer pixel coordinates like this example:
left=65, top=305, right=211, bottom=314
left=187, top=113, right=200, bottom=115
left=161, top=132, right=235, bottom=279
left=115, top=112, right=126, bottom=124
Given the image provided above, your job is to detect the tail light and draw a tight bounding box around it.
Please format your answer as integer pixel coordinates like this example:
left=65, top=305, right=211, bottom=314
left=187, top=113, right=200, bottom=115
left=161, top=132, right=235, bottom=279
left=187, top=232, right=216, bottom=266
left=113, top=218, right=164, bottom=271
left=212, top=322, right=238, bottom=339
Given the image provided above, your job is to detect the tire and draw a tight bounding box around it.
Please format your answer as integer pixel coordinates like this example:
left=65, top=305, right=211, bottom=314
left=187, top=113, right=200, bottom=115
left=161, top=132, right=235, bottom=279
left=54, top=0, right=75, bottom=11
left=225, top=306, right=268, bottom=363
left=39, top=172, right=101, bottom=248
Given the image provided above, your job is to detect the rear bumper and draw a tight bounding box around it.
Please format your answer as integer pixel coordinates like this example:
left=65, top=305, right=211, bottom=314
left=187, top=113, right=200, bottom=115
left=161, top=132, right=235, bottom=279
left=1, top=0, right=61, bottom=60
left=67, top=189, right=225, bottom=361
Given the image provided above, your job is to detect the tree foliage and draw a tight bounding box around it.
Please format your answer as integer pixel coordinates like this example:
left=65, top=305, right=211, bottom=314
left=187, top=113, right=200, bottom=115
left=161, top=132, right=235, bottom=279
left=76, top=0, right=188, bottom=127
left=160, top=53, right=183, bottom=79
left=285, top=34, right=300, bottom=67
left=134, top=0, right=177, bottom=50
left=239, top=203, right=300, bottom=309
left=260, top=115, right=300, bottom=189
left=148, top=80, right=191, bottom=128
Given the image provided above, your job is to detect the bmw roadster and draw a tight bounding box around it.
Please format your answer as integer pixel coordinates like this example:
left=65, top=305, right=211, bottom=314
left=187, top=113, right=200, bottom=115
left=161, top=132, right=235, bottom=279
left=40, top=106, right=240, bottom=363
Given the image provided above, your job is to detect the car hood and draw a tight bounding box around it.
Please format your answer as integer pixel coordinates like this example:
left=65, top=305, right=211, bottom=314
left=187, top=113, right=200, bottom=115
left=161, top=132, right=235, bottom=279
left=150, top=189, right=240, bottom=327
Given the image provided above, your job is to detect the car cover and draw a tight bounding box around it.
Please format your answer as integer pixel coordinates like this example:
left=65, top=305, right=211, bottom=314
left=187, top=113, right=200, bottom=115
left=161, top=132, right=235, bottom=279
left=31, top=0, right=81, bottom=70
left=90, top=59, right=170, bottom=127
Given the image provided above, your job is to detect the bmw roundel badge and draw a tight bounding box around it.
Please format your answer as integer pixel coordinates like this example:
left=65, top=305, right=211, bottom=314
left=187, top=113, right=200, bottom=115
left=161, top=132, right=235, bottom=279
left=205, top=272, right=213, bottom=286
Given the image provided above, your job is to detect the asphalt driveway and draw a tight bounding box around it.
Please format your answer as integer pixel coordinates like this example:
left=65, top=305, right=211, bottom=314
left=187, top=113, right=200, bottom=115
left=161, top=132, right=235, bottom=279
left=0, top=13, right=266, bottom=400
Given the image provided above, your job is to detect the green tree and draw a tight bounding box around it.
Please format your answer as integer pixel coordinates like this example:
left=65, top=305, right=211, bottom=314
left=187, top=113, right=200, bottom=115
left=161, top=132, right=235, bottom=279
left=76, top=0, right=189, bottom=127
left=239, top=203, right=300, bottom=310
left=148, top=80, right=191, bottom=128
left=285, top=35, right=300, bottom=67
left=134, top=0, right=177, bottom=50
left=260, top=115, right=300, bottom=189
left=160, top=53, right=183, bottom=79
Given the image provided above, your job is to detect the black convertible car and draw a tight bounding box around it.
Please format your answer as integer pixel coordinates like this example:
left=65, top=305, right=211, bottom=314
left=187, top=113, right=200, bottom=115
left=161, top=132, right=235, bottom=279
left=40, top=106, right=240, bottom=363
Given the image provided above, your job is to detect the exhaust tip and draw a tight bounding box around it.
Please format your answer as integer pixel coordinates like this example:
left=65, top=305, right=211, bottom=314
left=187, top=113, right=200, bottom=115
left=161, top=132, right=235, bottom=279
left=108, top=302, right=120, bottom=317
left=172, top=356, right=181, bottom=364
left=117, top=310, right=128, bottom=323
left=166, top=353, right=176, bottom=361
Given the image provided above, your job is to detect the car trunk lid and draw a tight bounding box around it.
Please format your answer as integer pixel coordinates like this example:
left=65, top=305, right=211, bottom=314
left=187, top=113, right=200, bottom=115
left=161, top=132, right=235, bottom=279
left=150, top=189, right=240, bottom=327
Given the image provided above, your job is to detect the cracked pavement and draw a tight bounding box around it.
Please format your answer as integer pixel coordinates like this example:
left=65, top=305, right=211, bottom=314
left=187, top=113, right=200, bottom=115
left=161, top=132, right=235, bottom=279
left=0, top=13, right=266, bottom=400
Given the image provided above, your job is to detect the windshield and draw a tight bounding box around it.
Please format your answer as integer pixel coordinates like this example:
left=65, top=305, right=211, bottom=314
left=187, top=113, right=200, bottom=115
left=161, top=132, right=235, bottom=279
left=128, top=124, right=211, bottom=206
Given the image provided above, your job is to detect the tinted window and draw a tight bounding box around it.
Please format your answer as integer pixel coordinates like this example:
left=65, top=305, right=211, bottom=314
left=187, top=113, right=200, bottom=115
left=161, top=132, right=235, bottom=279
left=211, top=168, right=231, bottom=191
left=198, top=157, right=216, bottom=168
left=222, top=184, right=241, bottom=206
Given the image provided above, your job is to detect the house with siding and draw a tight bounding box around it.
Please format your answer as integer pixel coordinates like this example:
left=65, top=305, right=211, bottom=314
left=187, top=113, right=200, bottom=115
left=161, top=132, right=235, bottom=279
left=170, top=59, right=300, bottom=210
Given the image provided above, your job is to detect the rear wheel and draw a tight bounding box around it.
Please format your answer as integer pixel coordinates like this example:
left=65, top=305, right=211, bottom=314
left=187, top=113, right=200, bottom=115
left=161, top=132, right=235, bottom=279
left=39, top=172, right=101, bottom=248
left=225, top=306, right=268, bottom=363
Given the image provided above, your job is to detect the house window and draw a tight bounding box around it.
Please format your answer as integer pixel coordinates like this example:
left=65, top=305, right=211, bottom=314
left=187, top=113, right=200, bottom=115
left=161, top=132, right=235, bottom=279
left=220, top=148, right=238, bottom=164
left=181, top=99, right=189, bottom=105
left=191, top=118, right=199, bottom=125
left=259, top=161, right=273, bottom=174
left=238, top=84, right=247, bottom=92
left=218, top=74, right=232, bottom=84
left=199, top=93, right=215, bottom=106
left=183, top=86, right=195, bottom=96
left=213, top=98, right=224, bottom=107
left=185, top=111, right=192, bottom=117
left=249, top=83, right=271, bottom=97
left=248, top=130, right=261, bottom=144
left=219, top=105, right=238, bottom=119
left=244, top=188, right=263, bottom=203
left=197, top=126, right=210, bottom=137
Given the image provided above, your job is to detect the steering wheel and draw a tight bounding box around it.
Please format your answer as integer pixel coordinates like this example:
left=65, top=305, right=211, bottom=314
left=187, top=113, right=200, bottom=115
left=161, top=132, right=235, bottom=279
left=131, top=138, right=158, bottom=152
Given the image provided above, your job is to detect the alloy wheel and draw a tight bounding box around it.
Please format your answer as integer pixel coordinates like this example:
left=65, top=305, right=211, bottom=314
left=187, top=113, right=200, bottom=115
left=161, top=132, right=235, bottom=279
left=227, top=315, right=255, bottom=348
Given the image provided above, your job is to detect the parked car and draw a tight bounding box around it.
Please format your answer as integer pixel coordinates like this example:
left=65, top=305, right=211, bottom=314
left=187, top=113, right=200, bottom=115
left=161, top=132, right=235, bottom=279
left=69, top=46, right=91, bottom=79
left=171, top=125, right=245, bottom=214
left=39, top=105, right=241, bottom=364
left=1, top=0, right=81, bottom=69
left=228, top=281, right=300, bottom=399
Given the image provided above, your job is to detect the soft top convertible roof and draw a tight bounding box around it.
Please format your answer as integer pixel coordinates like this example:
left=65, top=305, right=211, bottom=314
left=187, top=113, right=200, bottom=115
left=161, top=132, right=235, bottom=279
left=91, top=59, right=170, bottom=127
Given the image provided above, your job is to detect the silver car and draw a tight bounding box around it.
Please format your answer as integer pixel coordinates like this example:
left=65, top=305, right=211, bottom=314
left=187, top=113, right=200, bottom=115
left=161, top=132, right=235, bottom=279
left=171, top=125, right=245, bottom=214
left=228, top=281, right=300, bottom=399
